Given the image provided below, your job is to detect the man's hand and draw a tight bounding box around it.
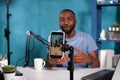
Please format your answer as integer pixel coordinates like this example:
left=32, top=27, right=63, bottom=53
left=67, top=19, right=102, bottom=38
left=46, top=54, right=69, bottom=68
left=56, top=54, right=69, bottom=64
left=73, top=48, right=92, bottom=64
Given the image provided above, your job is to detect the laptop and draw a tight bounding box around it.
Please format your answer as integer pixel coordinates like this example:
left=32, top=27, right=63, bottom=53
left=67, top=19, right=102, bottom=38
left=81, top=57, right=120, bottom=80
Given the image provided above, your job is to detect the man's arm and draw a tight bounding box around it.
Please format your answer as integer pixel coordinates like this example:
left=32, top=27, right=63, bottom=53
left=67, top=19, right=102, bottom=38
left=86, top=51, right=100, bottom=68
left=73, top=48, right=100, bottom=68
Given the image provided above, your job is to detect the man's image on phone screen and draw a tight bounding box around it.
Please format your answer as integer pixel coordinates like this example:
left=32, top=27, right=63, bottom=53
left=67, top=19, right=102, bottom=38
left=49, top=32, right=64, bottom=58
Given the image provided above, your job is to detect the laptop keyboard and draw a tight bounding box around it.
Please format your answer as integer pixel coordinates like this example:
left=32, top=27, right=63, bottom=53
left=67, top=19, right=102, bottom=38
left=81, top=69, right=114, bottom=80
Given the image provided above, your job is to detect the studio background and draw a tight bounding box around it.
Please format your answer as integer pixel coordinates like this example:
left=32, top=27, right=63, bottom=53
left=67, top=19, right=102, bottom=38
left=0, top=0, right=120, bottom=66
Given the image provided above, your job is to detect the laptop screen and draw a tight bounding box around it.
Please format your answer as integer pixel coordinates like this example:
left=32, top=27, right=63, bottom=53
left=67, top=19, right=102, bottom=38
left=112, top=56, right=120, bottom=80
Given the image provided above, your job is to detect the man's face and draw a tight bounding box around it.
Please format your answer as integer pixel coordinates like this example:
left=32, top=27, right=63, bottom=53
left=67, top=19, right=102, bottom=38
left=59, top=11, right=76, bottom=34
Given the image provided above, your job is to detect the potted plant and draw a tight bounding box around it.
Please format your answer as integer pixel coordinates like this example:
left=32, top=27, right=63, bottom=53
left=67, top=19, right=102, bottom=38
left=111, top=23, right=120, bottom=28
left=2, top=65, right=16, bottom=80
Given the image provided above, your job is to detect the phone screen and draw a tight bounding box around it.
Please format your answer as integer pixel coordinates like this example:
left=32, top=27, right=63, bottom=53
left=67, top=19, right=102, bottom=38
left=49, top=32, right=65, bottom=59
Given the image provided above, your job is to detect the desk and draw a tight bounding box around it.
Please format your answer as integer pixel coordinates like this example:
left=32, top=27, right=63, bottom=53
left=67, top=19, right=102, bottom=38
left=17, top=67, right=113, bottom=80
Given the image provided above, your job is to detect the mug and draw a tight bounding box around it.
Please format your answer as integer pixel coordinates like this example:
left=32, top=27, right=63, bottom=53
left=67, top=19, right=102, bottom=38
left=34, top=58, right=46, bottom=71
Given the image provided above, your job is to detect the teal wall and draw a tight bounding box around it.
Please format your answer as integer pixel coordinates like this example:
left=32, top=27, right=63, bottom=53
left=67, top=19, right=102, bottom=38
left=0, top=0, right=120, bottom=66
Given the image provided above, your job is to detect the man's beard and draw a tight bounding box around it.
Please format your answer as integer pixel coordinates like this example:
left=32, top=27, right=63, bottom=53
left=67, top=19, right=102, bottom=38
left=60, top=25, right=75, bottom=34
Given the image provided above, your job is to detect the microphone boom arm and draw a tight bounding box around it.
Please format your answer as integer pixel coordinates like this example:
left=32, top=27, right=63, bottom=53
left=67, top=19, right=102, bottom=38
left=29, top=31, right=50, bottom=46
left=23, top=30, right=49, bottom=67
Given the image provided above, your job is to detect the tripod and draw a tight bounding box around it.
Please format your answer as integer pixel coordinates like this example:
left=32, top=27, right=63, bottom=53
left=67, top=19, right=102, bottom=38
left=63, top=44, right=74, bottom=80
left=4, top=0, right=12, bottom=65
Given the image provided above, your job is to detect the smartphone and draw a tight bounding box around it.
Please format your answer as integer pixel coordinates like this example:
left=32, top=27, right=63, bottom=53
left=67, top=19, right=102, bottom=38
left=49, top=32, right=65, bottom=59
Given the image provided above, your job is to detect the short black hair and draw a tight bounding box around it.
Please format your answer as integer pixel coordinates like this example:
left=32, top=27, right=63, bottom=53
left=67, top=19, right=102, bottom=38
left=60, top=9, right=76, bottom=17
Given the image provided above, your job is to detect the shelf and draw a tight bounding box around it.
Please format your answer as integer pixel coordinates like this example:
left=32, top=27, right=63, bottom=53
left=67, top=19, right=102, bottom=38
left=92, top=1, right=120, bottom=50
left=97, top=3, right=120, bottom=9
left=97, top=3, right=120, bottom=7
left=97, top=40, right=120, bottom=42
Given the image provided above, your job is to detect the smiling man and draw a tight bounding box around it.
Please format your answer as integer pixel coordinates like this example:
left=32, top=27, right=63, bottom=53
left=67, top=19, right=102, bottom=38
left=46, top=9, right=100, bottom=68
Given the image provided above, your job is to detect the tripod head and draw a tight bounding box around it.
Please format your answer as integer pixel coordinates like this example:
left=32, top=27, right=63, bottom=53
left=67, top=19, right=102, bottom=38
left=62, top=40, right=74, bottom=52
